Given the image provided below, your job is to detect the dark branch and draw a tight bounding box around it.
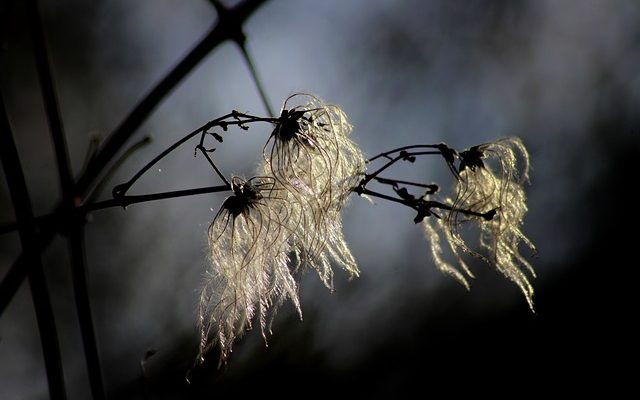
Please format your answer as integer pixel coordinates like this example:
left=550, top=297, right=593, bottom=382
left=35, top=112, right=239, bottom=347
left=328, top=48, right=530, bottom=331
left=0, top=184, right=231, bottom=318
left=355, top=187, right=415, bottom=208
left=1, top=213, right=55, bottom=236
left=28, top=1, right=106, bottom=397
left=112, top=113, right=275, bottom=198
left=75, top=0, right=268, bottom=200
left=0, top=224, right=57, bottom=319
left=1, top=92, right=67, bottom=400
left=83, top=185, right=232, bottom=213
left=374, top=176, right=439, bottom=192
left=68, top=224, right=105, bottom=400
left=236, top=41, right=274, bottom=117
left=359, top=150, right=441, bottom=189
left=27, top=0, right=73, bottom=200
left=1, top=0, right=268, bottom=318
left=1, top=111, right=278, bottom=236
left=367, top=143, right=461, bottom=179
left=354, top=187, right=495, bottom=224
left=88, top=136, right=151, bottom=203
left=366, top=144, right=443, bottom=163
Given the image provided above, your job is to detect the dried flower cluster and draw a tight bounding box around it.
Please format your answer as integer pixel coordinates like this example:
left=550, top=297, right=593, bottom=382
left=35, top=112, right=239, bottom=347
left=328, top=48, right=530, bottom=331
left=199, top=94, right=365, bottom=361
left=197, top=94, right=536, bottom=363
left=422, top=138, right=536, bottom=309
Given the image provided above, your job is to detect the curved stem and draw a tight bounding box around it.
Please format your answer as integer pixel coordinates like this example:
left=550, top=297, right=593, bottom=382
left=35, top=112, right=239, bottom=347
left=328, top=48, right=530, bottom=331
left=111, top=115, right=232, bottom=197
left=75, top=0, right=269, bottom=200
left=359, top=150, right=441, bottom=189
left=112, top=113, right=279, bottom=198
left=0, top=0, right=270, bottom=320
left=367, top=144, right=443, bottom=163
left=196, top=144, right=231, bottom=186
left=236, top=40, right=274, bottom=117
left=356, top=187, right=416, bottom=209
left=374, top=176, right=438, bottom=191
left=83, top=184, right=232, bottom=213
left=355, top=188, right=494, bottom=221
left=88, top=136, right=151, bottom=203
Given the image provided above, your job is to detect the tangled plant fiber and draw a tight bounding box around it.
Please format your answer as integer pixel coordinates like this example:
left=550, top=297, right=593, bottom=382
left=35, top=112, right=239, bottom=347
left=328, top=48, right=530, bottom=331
left=194, top=94, right=536, bottom=363
left=200, top=95, right=366, bottom=361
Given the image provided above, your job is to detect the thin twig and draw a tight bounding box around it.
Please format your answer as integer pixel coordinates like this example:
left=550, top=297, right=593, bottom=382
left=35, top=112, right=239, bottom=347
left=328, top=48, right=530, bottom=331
left=2, top=184, right=234, bottom=234
left=196, top=145, right=230, bottom=187
left=29, top=269, right=68, bottom=400
left=0, top=0, right=268, bottom=319
left=27, top=0, right=73, bottom=198
left=0, top=224, right=56, bottom=313
left=237, top=41, right=274, bottom=117
left=75, top=0, right=268, bottom=200
left=1, top=184, right=230, bottom=317
left=69, top=224, right=105, bottom=400
left=82, top=185, right=232, bottom=213
left=1, top=112, right=277, bottom=236
left=359, top=150, right=441, bottom=188
left=196, top=128, right=230, bottom=186
left=374, top=176, right=437, bottom=189
left=88, top=136, right=151, bottom=203
left=112, top=113, right=275, bottom=198
left=367, top=144, right=443, bottom=163
left=356, top=187, right=415, bottom=208
left=355, top=188, right=493, bottom=220
left=111, top=120, right=218, bottom=197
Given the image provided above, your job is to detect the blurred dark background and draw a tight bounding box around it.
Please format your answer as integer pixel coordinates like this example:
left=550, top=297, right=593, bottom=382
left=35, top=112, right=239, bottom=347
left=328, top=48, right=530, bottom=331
left=1, top=0, right=637, bottom=398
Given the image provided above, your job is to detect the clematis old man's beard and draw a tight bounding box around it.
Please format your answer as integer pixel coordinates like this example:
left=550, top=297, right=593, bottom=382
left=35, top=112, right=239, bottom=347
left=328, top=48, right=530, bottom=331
left=422, top=138, right=536, bottom=310
left=200, top=95, right=366, bottom=361
left=261, top=93, right=366, bottom=288
left=199, top=176, right=299, bottom=361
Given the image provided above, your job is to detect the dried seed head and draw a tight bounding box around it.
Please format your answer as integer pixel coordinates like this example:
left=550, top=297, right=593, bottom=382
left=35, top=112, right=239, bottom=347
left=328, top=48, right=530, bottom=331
left=200, top=93, right=367, bottom=363
left=264, top=93, right=365, bottom=208
left=422, top=137, right=536, bottom=310
left=199, top=176, right=300, bottom=362
left=261, top=93, right=365, bottom=284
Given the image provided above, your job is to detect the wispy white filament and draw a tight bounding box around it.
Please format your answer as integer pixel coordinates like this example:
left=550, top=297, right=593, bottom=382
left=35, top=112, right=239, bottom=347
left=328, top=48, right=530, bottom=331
left=199, top=177, right=299, bottom=361
left=262, top=94, right=365, bottom=285
left=200, top=97, right=536, bottom=364
left=422, top=138, right=536, bottom=309
left=201, top=94, right=365, bottom=361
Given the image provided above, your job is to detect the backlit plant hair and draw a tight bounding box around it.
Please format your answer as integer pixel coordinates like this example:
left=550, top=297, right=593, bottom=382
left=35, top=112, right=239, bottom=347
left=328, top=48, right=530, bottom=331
left=426, top=138, right=536, bottom=309
left=261, top=94, right=365, bottom=287
left=108, top=93, right=537, bottom=366
left=199, top=176, right=299, bottom=361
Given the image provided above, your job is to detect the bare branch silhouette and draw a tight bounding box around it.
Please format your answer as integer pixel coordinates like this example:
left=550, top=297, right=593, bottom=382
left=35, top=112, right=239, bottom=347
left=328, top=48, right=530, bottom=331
left=26, top=1, right=106, bottom=397
left=0, top=1, right=538, bottom=396
left=0, top=0, right=268, bottom=318
left=1, top=92, right=67, bottom=400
